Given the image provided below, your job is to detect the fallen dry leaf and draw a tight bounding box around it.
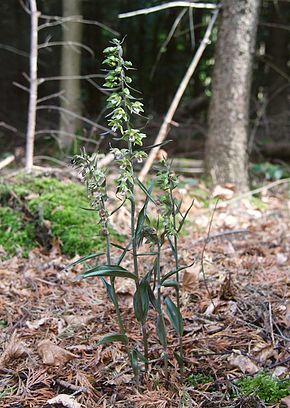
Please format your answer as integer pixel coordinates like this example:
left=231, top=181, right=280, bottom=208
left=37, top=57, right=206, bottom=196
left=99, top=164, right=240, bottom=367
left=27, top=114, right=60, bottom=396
left=272, top=366, right=288, bottom=378
left=280, top=396, right=290, bottom=408
left=228, top=351, right=259, bottom=374
left=0, top=332, right=29, bottom=367
left=44, top=394, right=82, bottom=408
left=252, top=342, right=275, bottom=364
left=37, top=340, right=77, bottom=366
left=212, top=185, right=235, bottom=200
left=182, top=264, right=199, bottom=293
left=26, top=317, right=49, bottom=330
left=63, top=314, right=95, bottom=328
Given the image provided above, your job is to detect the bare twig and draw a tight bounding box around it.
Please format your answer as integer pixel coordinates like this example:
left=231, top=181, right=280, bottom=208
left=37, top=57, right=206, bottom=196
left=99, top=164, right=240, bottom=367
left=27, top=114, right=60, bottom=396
left=38, top=41, right=94, bottom=57
left=0, top=122, right=17, bottom=132
left=36, top=105, right=114, bottom=134
left=13, top=82, right=30, bottom=93
left=192, top=229, right=251, bottom=245
left=150, top=8, right=187, bottom=79
left=214, top=178, right=290, bottom=209
left=0, top=44, right=30, bottom=58
left=139, top=9, right=219, bottom=181
left=35, top=130, right=101, bottom=146
left=119, top=1, right=219, bottom=19
left=37, top=90, right=65, bottom=104
left=38, top=73, right=104, bottom=83
left=38, top=15, right=119, bottom=36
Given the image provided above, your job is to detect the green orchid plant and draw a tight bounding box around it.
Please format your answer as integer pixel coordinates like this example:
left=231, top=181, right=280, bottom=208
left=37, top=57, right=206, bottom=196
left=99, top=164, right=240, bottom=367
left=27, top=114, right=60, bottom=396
left=67, top=38, right=193, bottom=385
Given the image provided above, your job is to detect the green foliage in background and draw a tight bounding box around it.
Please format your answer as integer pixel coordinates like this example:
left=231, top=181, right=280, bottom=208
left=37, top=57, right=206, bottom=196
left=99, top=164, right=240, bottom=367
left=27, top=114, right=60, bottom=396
left=0, top=176, right=121, bottom=258
left=250, top=162, right=290, bottom=181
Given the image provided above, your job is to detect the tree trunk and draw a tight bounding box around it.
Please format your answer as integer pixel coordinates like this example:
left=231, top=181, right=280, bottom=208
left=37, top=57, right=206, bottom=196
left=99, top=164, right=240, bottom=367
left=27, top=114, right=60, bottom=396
left=25, top=0, right=39, bottom=172
left=205, top=0, right=260, bottom=192
left=59, top=0, right=83, bottom=150
left=266, top=1, right=289, bottom=141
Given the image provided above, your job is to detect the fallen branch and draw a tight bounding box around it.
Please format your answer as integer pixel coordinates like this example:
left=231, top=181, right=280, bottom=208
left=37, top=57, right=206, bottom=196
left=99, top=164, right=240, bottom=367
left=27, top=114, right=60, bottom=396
left=0, top=155, right=15, bottom=171
left=139, top=9, right=219, bottom=181
left=214, top=178, right=290, bottom=209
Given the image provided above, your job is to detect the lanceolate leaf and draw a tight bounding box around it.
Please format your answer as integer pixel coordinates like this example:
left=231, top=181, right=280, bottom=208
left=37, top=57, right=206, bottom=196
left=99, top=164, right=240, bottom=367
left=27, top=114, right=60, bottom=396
left=97, top=333, right=128, bottom=346
left=174, top=351, right=184, bottom=368
left=65, top=252, right=105, bottom=271
left=101, top=277, right=117, bottom=307
left=164, top=296, right=184, bottom=336
left=162, top=279, right=179, bottom=290
left=133, top=279, right=150, bottom=322
left=80, top=265, right=137, bottom=281
left=135, top=181, right=154, bottom=246
left=177, top=199, right=195, bottom=233
left=160, top=261, right=195, bottom=285
left=156, top=315, right=167, bottom=348
left=136, top=178, right=156, bottom=204
left=129, top=349, right=139, bottom=373
left=135, top=349, right=148, bottom=364
left=116, top=241, right=132, bottom=266
left=142, top=139, right=172, bottom=151
left=168, top=236, right=177, bottom=258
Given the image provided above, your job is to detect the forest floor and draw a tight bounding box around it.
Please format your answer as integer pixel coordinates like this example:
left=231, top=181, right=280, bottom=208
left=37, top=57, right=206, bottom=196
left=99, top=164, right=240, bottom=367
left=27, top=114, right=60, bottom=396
left=0, top=174, right=289, bottom=408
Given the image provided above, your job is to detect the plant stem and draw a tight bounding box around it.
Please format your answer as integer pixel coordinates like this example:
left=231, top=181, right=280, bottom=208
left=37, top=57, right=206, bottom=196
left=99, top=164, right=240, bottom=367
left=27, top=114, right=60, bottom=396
left=104, top=221, right=126, bottom=335
left=170, top=190, right=184, bottom=380
left=130, top=196, right=149, bottom=370
left=156, top=242, right=169, bottom=382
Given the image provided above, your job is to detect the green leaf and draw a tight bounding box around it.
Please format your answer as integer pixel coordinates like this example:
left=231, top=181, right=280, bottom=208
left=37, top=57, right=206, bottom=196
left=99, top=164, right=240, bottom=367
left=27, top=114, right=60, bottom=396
left=133, top=279, right=150, bottom=322
left=101, top=277, right=117, bottom=307
left=135, top=178, right=156, bottom=204
left=80, top=265, right=137, bottom=281
left=136, top=251, right=158, bottom=257
left=135, top=349, right=148, bottom=364
left=156, top=315, right=167, bottom=348
left=97, top=333, right=128, bottom=346
left=129, top=349, right=140, bottom=378
left=160, top=261, right=195, bottom=285
left=147, top=284, right=158, bottom=311
left=162, top=279, right=179, bottom=290
left=174, top=351, right=184, bottom=368
left=65, top=252, right=105, bottom=270
left=164, top=296, right=184, bottom=336
left=116, top=241, right=132, bottom=266
left=142, top=139, right=172, bottom=151
left=177, top=199, right=195, bottom=233
left=168, top=236, right=176, bottom=258
left=135, top=180, right=154, bottom=246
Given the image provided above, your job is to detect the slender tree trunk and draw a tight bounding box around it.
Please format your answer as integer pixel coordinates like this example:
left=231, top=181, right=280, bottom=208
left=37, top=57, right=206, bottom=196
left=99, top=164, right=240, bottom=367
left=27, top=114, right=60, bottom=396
left=59, top=0, right=83, bottom=150
left=266, top=1, right=289, bottom=141
left=205, top=0, right=260, bottom=192
left=25, top=0, right=39, bottom=172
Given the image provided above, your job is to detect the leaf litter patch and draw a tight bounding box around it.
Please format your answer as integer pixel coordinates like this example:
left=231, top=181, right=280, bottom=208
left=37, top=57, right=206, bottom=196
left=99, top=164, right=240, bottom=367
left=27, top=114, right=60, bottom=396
left=0, top=182, right=289, bottom=407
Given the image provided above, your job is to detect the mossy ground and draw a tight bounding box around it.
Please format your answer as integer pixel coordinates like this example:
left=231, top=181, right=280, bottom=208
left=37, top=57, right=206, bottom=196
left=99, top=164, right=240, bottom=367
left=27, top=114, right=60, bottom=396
left=0, top=175, right=122, bottom=258
left=235, top=372, right=290, bottom=403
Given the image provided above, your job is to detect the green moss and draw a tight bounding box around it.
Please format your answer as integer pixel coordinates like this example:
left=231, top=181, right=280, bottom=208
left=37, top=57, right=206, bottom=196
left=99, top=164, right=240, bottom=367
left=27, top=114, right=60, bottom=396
left=0, top=207, right=35, bottom=257
left=0, top=176, right=122, bottom=258
left=186, top=372, right=214, bottom=387
left=236, top=372, right=290, bottom=403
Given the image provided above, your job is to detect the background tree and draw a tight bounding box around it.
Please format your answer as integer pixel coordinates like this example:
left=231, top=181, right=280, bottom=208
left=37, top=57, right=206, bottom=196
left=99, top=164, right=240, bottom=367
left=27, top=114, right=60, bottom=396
left=59, top=0, right=83, bottom=150
left=205, top=0, right=261, bottom=191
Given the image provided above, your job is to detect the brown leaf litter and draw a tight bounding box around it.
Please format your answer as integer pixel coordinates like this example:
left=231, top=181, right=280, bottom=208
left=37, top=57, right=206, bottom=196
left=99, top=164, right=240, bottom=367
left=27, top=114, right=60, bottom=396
left=0, top=181, right=289, bottom=407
